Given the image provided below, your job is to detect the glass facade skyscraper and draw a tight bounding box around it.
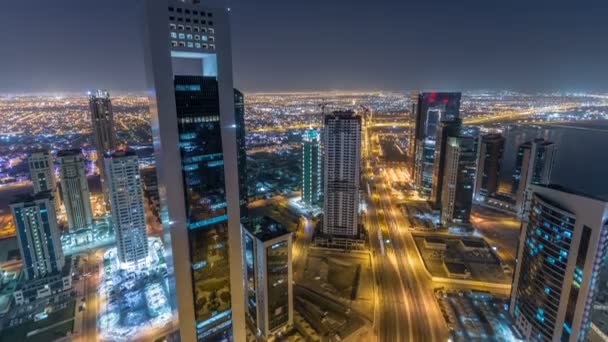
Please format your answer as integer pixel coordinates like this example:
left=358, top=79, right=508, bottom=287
left=302, top=128, right=322, bottom=207
left=10, top=192, right=64, bottom=280
left=142, top=1, right=245, bottom=340
left=474, top=133, right=505, bottom=201
left=512, top=138, right=557, bottom=216
left=242, top=216, right=293, bottom=338
left=440, top=129, right=478, bottom=226
left=510, top=184, right=608, bottom=341
left=412, top=92, right=461, bottom=197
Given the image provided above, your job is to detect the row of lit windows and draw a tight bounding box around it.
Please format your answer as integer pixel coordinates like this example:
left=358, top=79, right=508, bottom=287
left=171, top=41, right=215, bottom=50
left=170, top=32, right=214, bottom=42
left=169, top=16, right=214, bottom=26
left=168, top=6, right=213, bottom=17
left=169, top=23, right=215, bottom=34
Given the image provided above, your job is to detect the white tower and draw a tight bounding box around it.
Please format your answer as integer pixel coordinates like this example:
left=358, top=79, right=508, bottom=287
left=323, top=111, right=361, bottom=238
left=105, top=149, right=148, bottom=264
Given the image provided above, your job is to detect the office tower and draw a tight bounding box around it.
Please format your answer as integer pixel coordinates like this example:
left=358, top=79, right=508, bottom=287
left=430, top=118, right=462, bottom=208
left=302, top=128, right=322, bottom=207
left=323, top=111, right=361, bottom=238
left=440, top=129, right=478, bottom=226
left=474, top=133, right=505, bottom=201
left=509, top=184, right=608, bottom=341
left=406, top=91, right=418, bottom=167
left=234, top=89, right=249, bottom=227
left=243, top=216, right=293, bottom=338
left=28, top=149, right=60, bottom=209
left=512, top=138, right=557, bottom=215
left=412, top=92, right=461, bottom=196
left=105, top=149, right=148, bottom=264
left=57, top=149, right=93, bottom=231
left=142, top=1, right=245, bottom=340
left=10, top=192, right=64, bottom=280
left=89, top=90, right=117, bottom=206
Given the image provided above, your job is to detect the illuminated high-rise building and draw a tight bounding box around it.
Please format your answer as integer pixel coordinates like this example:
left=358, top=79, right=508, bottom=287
left=142, top=1, right=245, bottom=340
left=440, top=128, right=478, bottom=226
left=28, top=149, right=60, bottom=209
left=57, top=149, right=93, bottom=231
left=430, top=118, right=462, bottom=208
left=89, top=89, right=117, bottom=206
left=323, top=111, right=361, bottom=238
left=105, top=149, right=148, bottom=264
left=412, top=92, right=461, bottom=197
left=302, top=128, right=322, bottom=207
left=234, top=89, right=249, bottom=227
left=242, top=216, right=293, bottom=339
left=512, top=138, right=557, bottom=216
left=510, top=184, right=608, bottom=341
left=473, top=133, right=505, bottom=201
left=10, top=192, right=64, bottom=280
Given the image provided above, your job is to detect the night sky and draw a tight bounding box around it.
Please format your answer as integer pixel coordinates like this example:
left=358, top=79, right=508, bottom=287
left=1, top=0, right=607, bottom=93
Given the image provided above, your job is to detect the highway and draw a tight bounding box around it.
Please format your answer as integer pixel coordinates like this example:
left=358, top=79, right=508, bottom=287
left=362, top=117, right=448, bottom=342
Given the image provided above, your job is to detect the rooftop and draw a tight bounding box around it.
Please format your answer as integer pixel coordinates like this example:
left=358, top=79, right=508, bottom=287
left=444, top=262, right=469, bottom=275
left=56, top=148, right=82, bottom=157
left=248, top=215, right=290, bottom=242
left=10, top=191, right=54, bottom=205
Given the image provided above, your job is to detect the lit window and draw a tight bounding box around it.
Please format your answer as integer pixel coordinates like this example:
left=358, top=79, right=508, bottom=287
left=195, top=43, right=201, bottom=48
left=194, top=35, right=200, bottom=40
left=187, top=34, right=193, bottom=40
left=178, top=33, right=185, bottom=39
left=170, top=32, right=177, bottom=39
left=187, top=42, right=194, bottom=48
left=201, top=35, right=208, bottom=42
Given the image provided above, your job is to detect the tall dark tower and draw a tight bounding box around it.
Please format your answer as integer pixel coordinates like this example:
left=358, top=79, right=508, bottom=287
left=89, top=90, right=117, bottom=206
left=430, top=118, right=462, bottom=208
left=234, top=89, right=249, bottom=228
left=412, top=92, right=461, bottom=197
left=473, top=133, right=505, bottom=201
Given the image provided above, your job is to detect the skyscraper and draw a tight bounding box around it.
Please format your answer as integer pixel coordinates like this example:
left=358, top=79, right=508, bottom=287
left=89, top=90, right=117, bottom=206
left=474, top=133, right=505, bottom=201
left=242, top=216, right=293, bottom=339
left=512, top=138, right=557, bottom=215
left=142, top=1, right=245, bottom=340
left=440, top=129, right=478, bottom=226
left=28, top=149, right=60, bottom=209
left=323, top=111, right=361, bottom=238
left=412, top=92, right=461, bottom=197
left=510, top=184, right=608, bottom=341
left=430, top=118, right=462, bottom=208
left=302, top=128, right=322, bottom=207
left=234, top=89, right=249, bottom=227
left=104, top=149, right=148, bottom=264
left=10, top=192, right=64, bottom=280
left=57, top=149, right=93, bottom=231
